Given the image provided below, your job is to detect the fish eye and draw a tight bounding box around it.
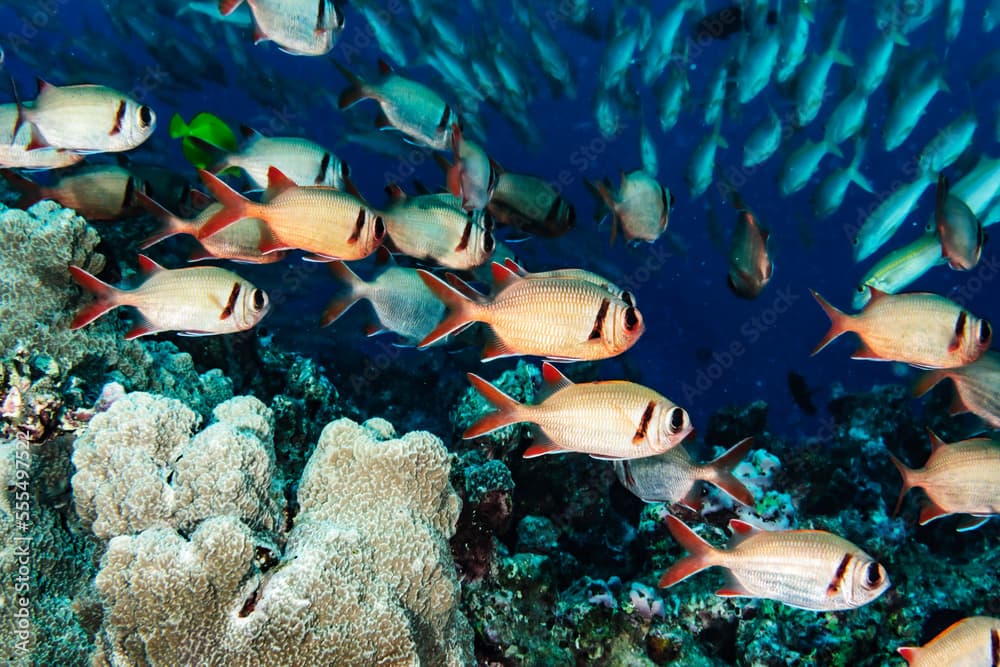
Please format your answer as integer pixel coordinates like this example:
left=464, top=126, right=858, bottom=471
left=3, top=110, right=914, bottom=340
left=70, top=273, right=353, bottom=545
left=851, top=237, right=859, bottom=246
left=855, top=285, right=865, bottom=294
left=622, top=291, right=635, bottom=308
left=484, top=233, right=495, bottom=253
left=668, top=407, right=686, bottom=434
left=252, top=288, right=265, bottom=311
left=138, top=105, right=152, bottom=128
left=624, top=306, right=639, bottom=331
left=864, top=563, right=882, bottom=588
left=374, top=216, right=385, bottom=240
left=980, top=320, right=993, bottom=345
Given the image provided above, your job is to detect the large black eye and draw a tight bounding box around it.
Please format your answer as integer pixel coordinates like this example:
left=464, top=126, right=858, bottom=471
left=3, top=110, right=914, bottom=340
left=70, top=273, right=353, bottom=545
left=624, top=306, right=639, bottom=331
left=484, top=233, right=495, bottom=253
left=138, top=105, right=152, bottom=128
left=865, top=563, right=882, bottom=587
left=374, top=216, right=385, bottom=240
left=668, top=408, right=685, bottom=434
left=852, top=237, right=859, bottom=246
left=980, top=320, right=992, bottom=345
left=252, top=288, right=265, bottom=311
left=855, top=285, right=865, bottom=294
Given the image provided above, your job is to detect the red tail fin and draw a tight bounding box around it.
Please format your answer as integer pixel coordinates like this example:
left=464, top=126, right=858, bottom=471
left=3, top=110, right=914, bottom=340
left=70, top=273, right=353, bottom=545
left=810, top=290, right=852, bottom=355
left=320, top=261, right=365, bottom=327
left=136, top=191, right=195, bottom=249
left=415, top=269, right=479, bottom=347
left=463, top=373, right=525, bottom=438
left=658, top=515, right=717, bottom=588
left=333, top=62, right=369, bottom=109
left=196, top=170, right=252, bottom=239
left=887, top=453, right=915, bottom=518
left=704, top=437, right=754, bottom=506
left=896, top=647, right=918, bottom=665
left=68, top=266, right=121, bottom=329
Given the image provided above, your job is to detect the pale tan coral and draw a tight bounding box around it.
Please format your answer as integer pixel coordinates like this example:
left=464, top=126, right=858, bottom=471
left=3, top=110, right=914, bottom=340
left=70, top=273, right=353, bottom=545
left=89, top=412, right=473, bottom=666
left=71, top=393, right=281, bottom=538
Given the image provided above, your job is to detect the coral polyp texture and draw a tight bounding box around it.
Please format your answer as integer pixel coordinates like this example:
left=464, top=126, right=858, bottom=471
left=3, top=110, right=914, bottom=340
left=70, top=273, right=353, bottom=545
left=75, top=396, right=472, bottom=666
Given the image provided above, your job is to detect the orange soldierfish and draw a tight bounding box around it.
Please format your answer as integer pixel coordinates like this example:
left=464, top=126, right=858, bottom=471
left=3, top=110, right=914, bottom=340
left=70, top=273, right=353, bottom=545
left=613, top=437, right=754, bottom=509
left=69, top=255, right=269, bottom=339
left=1, top=165, right=144, bottom=221
left=196, top=167, right=384, bottom=262
left=464, top=362, right=693, bottom=459
left=897, top=616, right=1000, bottom=666
left=417, top=262, right=644, bottom=362
left=136, top=191, right=286, bottom=264
left=659, top=515, right=890, bottom=611
left=889, top=430, right=1000, bottom=531
left=810, top=289, right=992, bottom=369
left=381, top=186, right=495, bottom=270
left=912, top=350, right=1000, bottom=428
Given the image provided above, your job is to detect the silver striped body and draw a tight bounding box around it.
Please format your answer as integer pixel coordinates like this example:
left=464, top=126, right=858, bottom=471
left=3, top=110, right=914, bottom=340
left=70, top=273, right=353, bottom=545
left=383, top=195, right=492, bottom=269
left=900, top=616, right=1000, bottom=666
left=521, top=382, right=685, bottom=459
left=121, top=267, right=268, bottom=334
left=912, top=438, right=1000, bottom=517
left=224, top=135, right=345, bottom=190
left=359, top=266, right=445, bottom=343
left=712, top=530, right=888, bottom=611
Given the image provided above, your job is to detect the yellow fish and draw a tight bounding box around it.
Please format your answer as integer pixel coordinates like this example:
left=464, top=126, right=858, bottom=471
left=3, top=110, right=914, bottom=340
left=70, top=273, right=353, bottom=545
left=889, top=430, right=1000, bottom=531
left=912, top=350, right=1000, bottom=428
left=418, top=262, right=644, bottom=362
left=197, top=167, right=384, bottom=262
left=811, top=289, right=992, bottom=369
left=464, top=362, right=693, bottom=459
left=69, top=255, right=269, bottom=339
left=897, top=616, right=1000, bottom=666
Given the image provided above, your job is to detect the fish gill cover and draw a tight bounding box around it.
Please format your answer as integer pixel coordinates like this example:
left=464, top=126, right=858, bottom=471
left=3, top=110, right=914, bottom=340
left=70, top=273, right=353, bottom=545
left=0, top=0, right=999, bottom=665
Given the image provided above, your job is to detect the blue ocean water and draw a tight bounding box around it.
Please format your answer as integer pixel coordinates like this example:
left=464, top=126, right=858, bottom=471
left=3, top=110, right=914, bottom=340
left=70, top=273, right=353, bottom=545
left=1, top=1, right=995, bottom=445
left=3, top=1, right=1000, bottom=665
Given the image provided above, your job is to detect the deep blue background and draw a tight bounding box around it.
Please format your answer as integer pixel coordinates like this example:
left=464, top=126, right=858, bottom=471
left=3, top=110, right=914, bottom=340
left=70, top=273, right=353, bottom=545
left=2, top=0, right=997, bottom=441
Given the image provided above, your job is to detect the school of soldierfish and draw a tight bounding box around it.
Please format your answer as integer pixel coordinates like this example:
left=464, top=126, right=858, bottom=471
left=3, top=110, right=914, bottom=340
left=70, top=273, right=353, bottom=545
left=3, top=0, right=1000, bottom=661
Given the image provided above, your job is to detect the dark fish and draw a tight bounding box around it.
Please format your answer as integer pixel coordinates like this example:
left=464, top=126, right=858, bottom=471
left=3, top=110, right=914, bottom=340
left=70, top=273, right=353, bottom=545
left=788, top=372, right=817, bottom=416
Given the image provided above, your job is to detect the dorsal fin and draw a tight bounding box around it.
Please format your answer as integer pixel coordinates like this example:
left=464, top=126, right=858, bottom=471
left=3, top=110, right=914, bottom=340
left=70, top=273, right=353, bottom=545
left=36, top=77, right=54, bottom=95
left=137, top=254, right=167, bottom=275
left=266, top=167, right=298, bottom=197
left=541, top=362, right=573, bottom=391
left=240, top=124, right=260, bottom=140
left=490, top=261, right=520, bottom=288
left=444, top=272, right=488, bottom=302
left=726, top=519, right=762, bottom=548
left=865, top=286, right=889, bottom=305
left=502, top=257, right=528, bottom=276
